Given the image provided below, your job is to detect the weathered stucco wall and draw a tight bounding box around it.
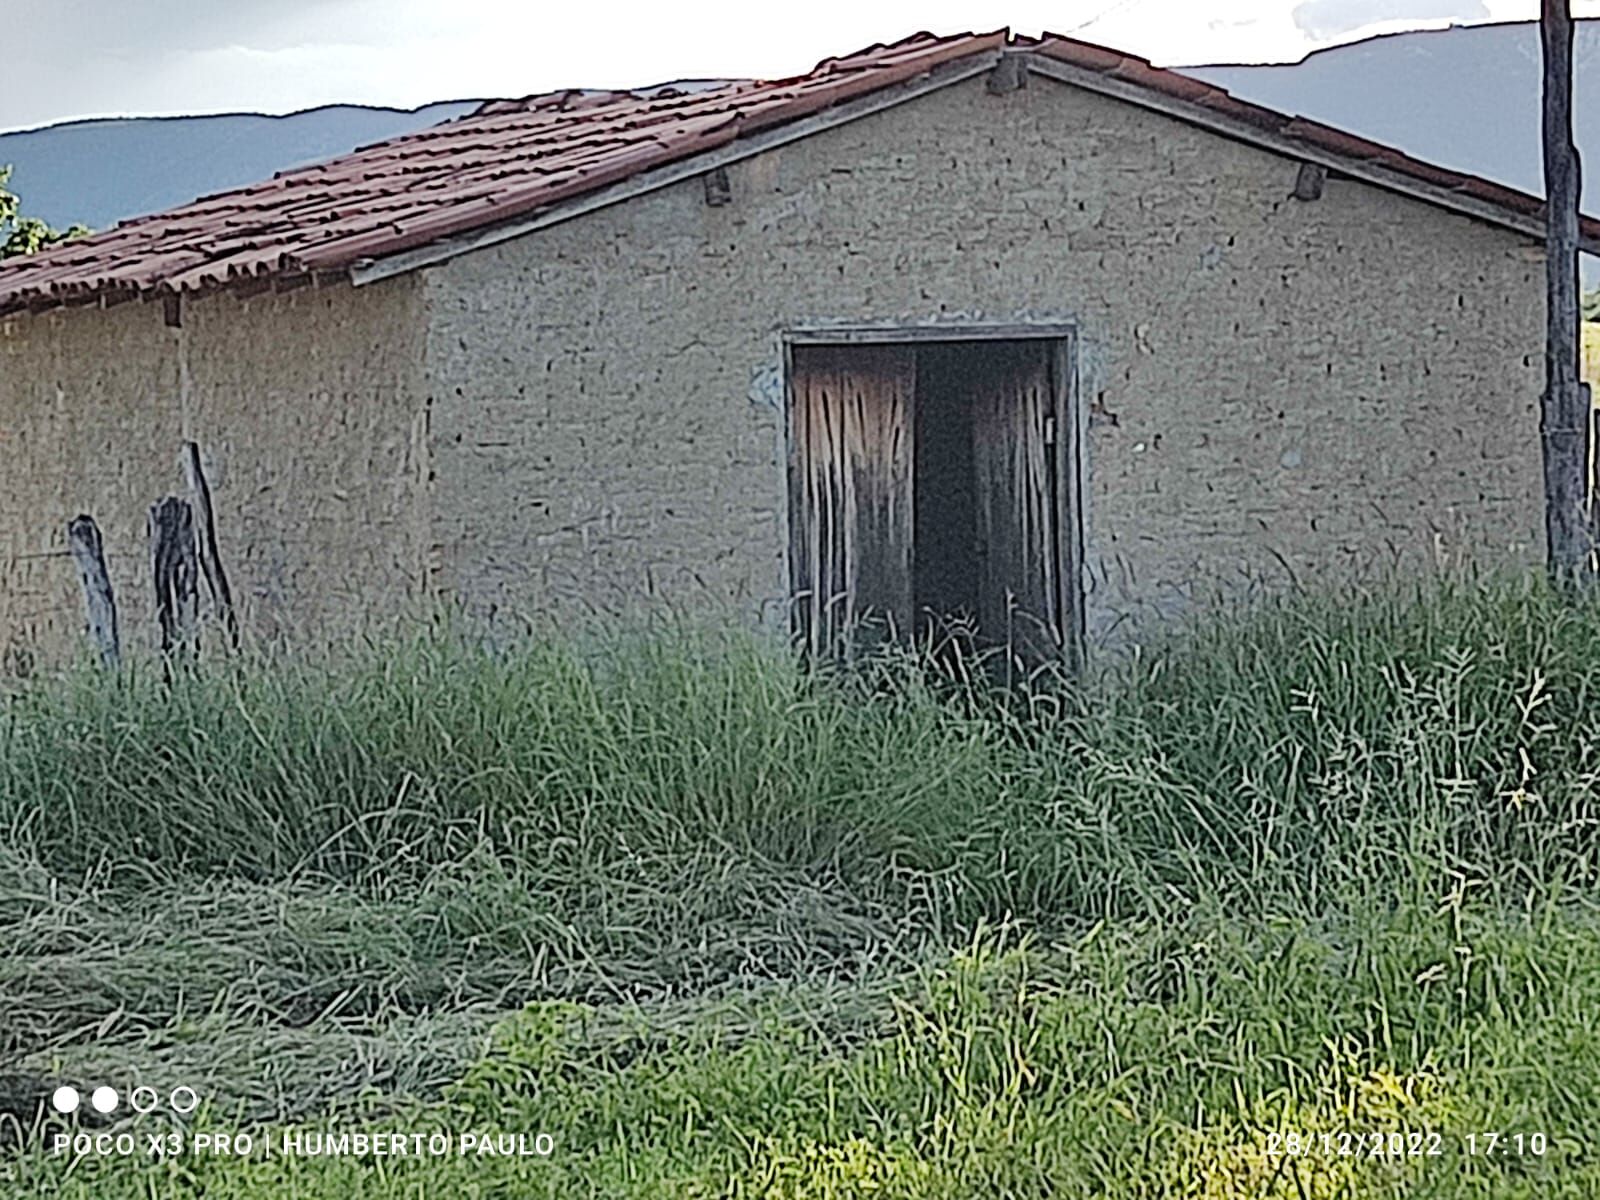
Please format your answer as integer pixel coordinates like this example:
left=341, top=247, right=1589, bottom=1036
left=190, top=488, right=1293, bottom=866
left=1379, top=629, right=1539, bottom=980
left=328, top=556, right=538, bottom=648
left=2, top=72, right=1546, bottom=667
left=0, top=277, right=429, bottom=666
left=424, top=72, right=1544, bottom=649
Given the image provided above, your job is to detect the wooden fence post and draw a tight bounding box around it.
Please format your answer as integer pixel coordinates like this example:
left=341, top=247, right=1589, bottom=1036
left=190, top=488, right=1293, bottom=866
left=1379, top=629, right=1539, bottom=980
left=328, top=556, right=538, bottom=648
left=66, top=515, right=119, bottom=668
left=148, top=496, right=198, bottom=656
left=182, top=441, right=238, bottom=648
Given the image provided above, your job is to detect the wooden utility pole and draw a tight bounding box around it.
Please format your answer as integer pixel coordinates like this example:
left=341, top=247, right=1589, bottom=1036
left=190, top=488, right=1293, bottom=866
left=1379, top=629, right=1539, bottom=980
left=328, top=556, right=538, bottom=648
left=1539, top=0, right=1590, bottom=586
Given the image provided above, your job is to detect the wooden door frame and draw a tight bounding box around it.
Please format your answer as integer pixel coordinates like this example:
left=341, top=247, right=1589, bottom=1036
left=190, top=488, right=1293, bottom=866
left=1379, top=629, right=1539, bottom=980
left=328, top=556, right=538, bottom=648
left=781, top=322, right=1085, bottom=667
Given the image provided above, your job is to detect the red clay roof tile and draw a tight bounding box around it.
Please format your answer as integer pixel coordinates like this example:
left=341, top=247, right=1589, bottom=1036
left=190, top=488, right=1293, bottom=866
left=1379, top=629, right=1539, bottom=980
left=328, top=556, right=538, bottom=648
left=0, top=27, right=1593, bottom=317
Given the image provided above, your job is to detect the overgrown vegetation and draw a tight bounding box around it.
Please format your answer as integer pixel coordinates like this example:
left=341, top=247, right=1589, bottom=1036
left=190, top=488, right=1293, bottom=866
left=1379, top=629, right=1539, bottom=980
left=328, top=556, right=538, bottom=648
left=0, top=165, right=87, bottom=259
left=5, top=576, right=1600, bottom=1195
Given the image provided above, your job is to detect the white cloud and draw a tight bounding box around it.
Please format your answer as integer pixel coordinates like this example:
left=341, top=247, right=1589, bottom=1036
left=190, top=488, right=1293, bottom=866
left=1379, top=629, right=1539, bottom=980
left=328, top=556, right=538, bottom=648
left=1292, top=0, right=1490, bottom=39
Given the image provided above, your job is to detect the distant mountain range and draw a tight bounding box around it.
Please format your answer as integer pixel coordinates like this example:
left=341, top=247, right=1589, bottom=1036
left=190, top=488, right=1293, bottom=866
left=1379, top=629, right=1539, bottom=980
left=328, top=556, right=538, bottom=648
left=0, top=21, right=1593, bottom=283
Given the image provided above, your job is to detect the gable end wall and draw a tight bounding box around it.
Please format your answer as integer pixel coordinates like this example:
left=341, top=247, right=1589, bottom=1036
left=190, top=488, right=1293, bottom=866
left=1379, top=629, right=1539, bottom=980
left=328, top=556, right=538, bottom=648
left=423, top=73, right=1546, bottom=646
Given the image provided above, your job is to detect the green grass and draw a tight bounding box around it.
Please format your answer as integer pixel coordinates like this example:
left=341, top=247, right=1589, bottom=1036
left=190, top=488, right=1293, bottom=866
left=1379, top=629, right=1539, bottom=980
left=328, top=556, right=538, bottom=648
left=5, top=575, right=1600, bottom=1195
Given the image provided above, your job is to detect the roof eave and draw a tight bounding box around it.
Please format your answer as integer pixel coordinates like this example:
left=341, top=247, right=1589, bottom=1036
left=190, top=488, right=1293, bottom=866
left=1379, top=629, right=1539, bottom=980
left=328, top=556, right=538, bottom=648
left=0, top=265, right=349, bottom=321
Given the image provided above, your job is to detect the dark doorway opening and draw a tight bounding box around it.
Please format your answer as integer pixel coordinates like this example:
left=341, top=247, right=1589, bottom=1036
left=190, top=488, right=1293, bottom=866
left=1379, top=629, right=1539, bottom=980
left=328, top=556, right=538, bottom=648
left=912, top=343, right=982, bottom=645
left=788, top=333, right=1079, bottom=669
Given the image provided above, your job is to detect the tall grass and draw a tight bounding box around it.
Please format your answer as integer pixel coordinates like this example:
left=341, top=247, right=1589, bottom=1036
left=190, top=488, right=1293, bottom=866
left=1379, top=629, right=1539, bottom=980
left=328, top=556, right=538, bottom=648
left=7, top=575, right=1600, bottom=1194
left=5, top=574, right=1599, bottom=922
left=2, top=575, right=1598, bottom=1068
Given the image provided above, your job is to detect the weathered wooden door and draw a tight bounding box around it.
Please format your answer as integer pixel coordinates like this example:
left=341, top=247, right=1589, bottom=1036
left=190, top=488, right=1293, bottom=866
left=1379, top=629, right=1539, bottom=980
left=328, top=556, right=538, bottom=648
left=970, top=342, right=1067, bottom=667
left=789, top=344, right=916, bottom=658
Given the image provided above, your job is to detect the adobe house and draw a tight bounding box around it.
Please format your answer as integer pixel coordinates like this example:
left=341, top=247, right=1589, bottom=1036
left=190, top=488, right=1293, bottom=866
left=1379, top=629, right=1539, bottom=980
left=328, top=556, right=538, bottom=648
left=2, top=29, right=1598, bottom=668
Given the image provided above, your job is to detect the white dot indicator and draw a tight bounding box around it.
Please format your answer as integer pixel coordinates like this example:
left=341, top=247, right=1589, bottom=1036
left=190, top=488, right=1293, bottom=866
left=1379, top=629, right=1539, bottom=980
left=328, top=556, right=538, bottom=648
left=51, top=1086, right=79, bottom=1114
left=90, top=1086, right=119, bottom=1114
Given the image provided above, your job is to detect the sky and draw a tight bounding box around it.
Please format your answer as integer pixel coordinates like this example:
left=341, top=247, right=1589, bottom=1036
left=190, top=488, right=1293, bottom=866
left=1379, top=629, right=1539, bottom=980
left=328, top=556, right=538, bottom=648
left=4, top=0, right=1599, bottom=132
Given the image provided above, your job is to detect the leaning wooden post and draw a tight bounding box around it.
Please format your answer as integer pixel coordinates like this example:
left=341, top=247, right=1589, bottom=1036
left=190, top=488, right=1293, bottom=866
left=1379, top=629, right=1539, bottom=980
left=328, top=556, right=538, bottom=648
left=66, top=515, right=120, bottom=668
left=1539, top=0, right=1591, bottom=587
left=182, top=441, right=238, bottom=648
left=148, top=496, right=198, bottom=656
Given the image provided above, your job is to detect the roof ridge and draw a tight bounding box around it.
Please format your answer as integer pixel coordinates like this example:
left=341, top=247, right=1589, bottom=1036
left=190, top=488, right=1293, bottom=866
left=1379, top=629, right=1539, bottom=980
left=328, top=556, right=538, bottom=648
left=472, top=79, right=757, bottom=119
